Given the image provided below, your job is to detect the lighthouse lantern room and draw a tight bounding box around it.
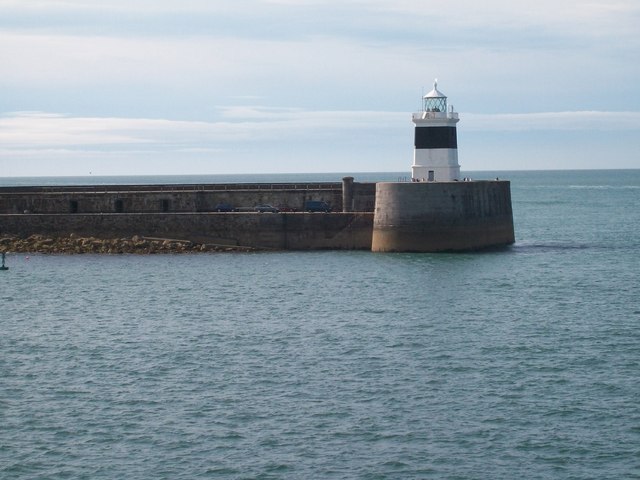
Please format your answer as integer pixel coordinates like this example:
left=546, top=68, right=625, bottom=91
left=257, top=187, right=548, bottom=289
left=411, top=80, right=460, bottom=182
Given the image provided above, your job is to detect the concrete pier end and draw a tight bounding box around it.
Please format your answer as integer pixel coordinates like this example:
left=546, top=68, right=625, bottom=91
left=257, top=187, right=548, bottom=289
left=371, top=180, right=515, bottom=252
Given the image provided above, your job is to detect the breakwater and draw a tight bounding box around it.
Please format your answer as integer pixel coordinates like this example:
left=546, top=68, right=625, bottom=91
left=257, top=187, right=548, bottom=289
left=0, top=177, right=514, bottom=252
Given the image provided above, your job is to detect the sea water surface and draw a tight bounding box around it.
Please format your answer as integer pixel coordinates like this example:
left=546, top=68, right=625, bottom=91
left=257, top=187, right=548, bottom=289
left=1, top=170, right=639, bottom=479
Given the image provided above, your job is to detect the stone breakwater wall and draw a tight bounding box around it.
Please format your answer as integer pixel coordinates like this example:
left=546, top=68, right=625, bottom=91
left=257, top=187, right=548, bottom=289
left=0, top=212, right=375, bottom=251
left=0, top=181, right=376, bottom=215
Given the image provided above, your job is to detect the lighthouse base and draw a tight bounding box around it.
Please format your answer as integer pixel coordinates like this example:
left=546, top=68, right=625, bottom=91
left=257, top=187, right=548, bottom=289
left=371, top=181, right=515, bottom=252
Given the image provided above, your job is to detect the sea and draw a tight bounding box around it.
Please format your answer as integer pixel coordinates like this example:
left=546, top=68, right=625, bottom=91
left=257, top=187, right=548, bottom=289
left=1, top=169, right=639, bottom=479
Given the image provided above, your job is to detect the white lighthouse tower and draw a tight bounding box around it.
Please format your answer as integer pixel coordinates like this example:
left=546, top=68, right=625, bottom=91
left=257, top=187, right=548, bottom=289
left=411, top=80, right=460, bottom=182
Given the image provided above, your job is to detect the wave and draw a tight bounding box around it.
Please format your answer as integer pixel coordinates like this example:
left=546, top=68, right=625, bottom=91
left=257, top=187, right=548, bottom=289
left=568, top=185, right=640, bottom=190
left=510, top=242, right=591, bottom=253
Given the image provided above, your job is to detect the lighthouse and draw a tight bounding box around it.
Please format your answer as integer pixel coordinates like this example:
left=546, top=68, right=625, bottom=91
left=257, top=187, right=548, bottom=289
left=411, top=80, right=460, bottom=182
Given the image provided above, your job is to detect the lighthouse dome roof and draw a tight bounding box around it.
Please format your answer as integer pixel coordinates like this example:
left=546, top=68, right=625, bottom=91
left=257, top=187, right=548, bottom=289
left=423, top=80, right=446, bottom=99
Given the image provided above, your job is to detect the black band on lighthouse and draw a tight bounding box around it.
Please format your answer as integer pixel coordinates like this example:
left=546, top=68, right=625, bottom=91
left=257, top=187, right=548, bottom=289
left=414, top=126, right=458, bottom=149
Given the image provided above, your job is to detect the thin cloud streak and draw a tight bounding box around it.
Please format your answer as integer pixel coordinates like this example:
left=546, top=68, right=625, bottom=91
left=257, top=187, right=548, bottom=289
left=0, top=109, right=405, bottom=150
left=463, top=111, right=640, bottom=131
left=1, top=109, right=638, bottom=150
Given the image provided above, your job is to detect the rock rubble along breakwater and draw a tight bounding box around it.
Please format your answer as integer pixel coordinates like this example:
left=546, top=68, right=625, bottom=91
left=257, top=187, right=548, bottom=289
left=0, top=234, right=255, bottom=254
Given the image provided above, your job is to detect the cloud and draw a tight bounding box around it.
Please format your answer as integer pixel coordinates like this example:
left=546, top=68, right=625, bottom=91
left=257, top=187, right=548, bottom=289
left=1, top=108, right=638, bottom=176
left=3, top=0, right=638, bottom=47
left=1, top=109, right=638, bottom=155
left=0, top=108, right=406, bottom=150
left=0, top=30, right=416, bottom=100
left=2, top=0, right=639, bottom=110
left=0, top=107, right=408, bottom=175
left=463, top=111, right=640, bottom=132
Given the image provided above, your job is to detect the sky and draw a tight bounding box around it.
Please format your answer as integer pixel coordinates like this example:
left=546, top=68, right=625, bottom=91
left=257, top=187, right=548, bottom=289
left=1, top=0, right=639, bottom=177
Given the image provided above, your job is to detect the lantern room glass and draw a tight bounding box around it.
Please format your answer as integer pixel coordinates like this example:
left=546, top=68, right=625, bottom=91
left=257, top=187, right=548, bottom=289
left=424, top=96, right=447, bottom=113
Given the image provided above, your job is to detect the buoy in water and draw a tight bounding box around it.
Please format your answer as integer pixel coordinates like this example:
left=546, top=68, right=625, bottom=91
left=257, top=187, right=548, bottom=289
left=1, top=252, right=8, bottom=271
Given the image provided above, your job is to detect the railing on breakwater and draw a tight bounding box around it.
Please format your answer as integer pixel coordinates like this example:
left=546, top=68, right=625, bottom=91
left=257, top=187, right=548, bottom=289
left=0, top=182, right=348, bottom=194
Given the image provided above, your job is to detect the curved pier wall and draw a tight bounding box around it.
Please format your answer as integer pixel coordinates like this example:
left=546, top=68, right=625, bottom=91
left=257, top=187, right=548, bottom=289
left=371, top=181, right=515, bottom=252
left=0, top=212, right=374, bottom=251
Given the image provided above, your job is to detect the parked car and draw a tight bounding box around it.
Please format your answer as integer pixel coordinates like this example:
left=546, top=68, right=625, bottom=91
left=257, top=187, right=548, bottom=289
left=304, top=200, right=332, bottom=212
left=254, top=204, right=279, bottom=213
left=214, top=203, right=235, bottom=212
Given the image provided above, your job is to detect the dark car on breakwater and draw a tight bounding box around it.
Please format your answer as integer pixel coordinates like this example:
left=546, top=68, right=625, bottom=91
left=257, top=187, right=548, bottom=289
left=254, top=204, right=279, bottom=213
left=214, top=203, right=235, bottom=212
left=304, top=201, right=332, bottom=212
